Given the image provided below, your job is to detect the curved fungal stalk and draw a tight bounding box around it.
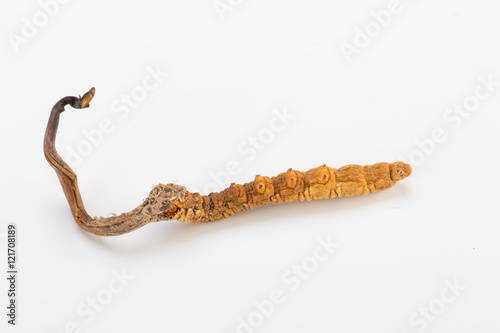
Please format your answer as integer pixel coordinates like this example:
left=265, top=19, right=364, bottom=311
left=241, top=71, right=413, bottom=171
left=44, top=88, right=412, bottom=236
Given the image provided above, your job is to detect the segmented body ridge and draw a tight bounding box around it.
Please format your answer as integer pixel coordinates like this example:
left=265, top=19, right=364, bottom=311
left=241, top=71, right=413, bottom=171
left=164, top=162, right=411, bottom=223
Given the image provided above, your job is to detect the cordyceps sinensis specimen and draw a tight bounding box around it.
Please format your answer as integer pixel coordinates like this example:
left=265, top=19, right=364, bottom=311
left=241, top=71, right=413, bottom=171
left=44, top=88, right=412, bottom=236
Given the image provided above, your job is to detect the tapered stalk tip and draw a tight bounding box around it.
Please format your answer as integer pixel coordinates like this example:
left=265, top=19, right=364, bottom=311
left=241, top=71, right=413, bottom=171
left=80, top=87, right=95, bottom=108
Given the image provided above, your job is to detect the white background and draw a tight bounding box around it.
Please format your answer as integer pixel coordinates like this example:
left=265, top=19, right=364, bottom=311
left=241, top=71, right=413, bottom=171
left=1, top=0, right=499, bottom=332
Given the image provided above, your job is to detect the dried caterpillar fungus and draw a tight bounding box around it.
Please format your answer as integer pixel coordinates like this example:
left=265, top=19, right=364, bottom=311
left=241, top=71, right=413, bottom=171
left=160, top=162, right=411, bottom=224
left=44, top=88, right=412, bottom=236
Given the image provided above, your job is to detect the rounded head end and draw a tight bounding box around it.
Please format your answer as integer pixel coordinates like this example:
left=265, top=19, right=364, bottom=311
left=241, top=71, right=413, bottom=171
left=390, top=162, right=412, bottom=181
